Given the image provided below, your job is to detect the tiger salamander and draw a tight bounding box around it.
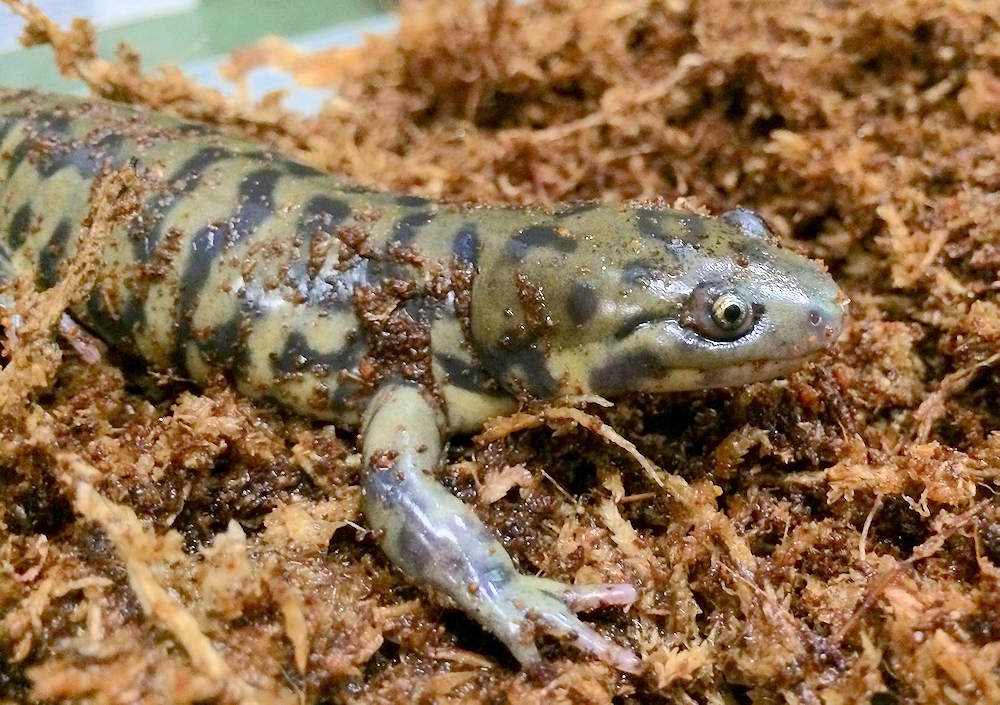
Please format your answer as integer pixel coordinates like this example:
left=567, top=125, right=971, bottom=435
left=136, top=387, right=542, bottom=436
left=0, top=89, right=845, bottom=672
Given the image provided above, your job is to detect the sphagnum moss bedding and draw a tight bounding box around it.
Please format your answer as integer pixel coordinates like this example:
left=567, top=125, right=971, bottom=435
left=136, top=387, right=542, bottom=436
left=1, top=1, right=999, bottom=703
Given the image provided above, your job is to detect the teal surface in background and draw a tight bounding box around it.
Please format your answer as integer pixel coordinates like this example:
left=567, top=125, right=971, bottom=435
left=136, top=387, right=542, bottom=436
left=0, top=0, right=394, bottom=101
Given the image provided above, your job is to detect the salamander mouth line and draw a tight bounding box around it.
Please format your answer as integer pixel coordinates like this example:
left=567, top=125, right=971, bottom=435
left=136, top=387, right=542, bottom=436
left=687, top=351, right=823, bottom=375
left=654, top=351, right=823, bottom=378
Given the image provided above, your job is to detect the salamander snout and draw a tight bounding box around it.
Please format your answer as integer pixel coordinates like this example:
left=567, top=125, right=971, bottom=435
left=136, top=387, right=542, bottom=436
left=806, top=294, right=847, bottom=344
left=799, top=280, right=849, bottom=355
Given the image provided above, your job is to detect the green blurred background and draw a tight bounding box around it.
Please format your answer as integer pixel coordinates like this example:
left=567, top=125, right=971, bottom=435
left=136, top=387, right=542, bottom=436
left=0, top=0, right=397, bottom=111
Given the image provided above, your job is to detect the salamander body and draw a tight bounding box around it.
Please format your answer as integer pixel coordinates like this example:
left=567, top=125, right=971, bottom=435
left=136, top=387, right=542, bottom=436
left=0, top=89, right=846, bottom=671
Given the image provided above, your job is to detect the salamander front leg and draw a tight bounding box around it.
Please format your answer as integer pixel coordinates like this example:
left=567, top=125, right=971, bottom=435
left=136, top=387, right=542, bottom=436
left=361, top=381, right=640, bottom=672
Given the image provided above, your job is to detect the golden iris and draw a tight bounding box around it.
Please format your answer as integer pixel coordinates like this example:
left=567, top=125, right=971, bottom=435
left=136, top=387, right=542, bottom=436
left=711, top=292, right=751, bottom=332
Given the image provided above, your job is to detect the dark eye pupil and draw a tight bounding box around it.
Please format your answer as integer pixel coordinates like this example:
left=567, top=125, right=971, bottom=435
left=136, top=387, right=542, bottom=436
left=698, top=289, right=755, bottom=339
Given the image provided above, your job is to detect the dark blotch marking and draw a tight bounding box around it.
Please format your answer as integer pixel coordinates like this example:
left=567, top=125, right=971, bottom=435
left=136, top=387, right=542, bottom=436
left=402, top=296, right=433, bottom=325
left=176, top=121, right=216, bottom=137
left=118, top=297, right=147, bottom=344
left=6, top=112, right=72, bottom=178
left=84, top=289, right=136, bottom=346
left=38, top=219, right=73, bottom=288
left=281, top=159, right=324, bottom=178
left=8, top=203, right=32, bottom=249
left=436, top=352, right=494, bottom=392
left=391, top=211, right=435, bottom=243
left=339, top=182, right=378, bottom=195
left=329, top=378, right=364, bottom=413
left=396, top=194, right=431, bottom=208
left=285, top=195, right=351, bottom=303
left=509, top=344, right=559, bottom=398
left=274, top=331, right=365, bottom=376
left=676, top=211, right=706, bottom=242
left=321, top=256, right=379, bottom=305
left=284, top=249, right=380, bottom=311
left=171, top=147, right=233, bottom=186
left=299, top=195, right=350, bottom=241
left=169, top=147, right=233, bottom=189
left=589, top=349, right=665, bottom=395
left=175, top=168, right=281, bottom=369
left=479, top=336, right=559, bottom=398
left=621, top=259, right=660, bottom=286
left=36, top=133, right=125, bottom=179
left=42, top=114, right=71, bottom=133
left=0, top=114, right=22, bottom=144
left=131, top=146, right=233, bottom=261
left=199, top=315, right=242, bottom=366
left=241, top=149, right=275, bottom=163
left=635, top=208, right=665, bottom=241
left=451, top=225, right=480, bottom=265
left=567, top=281, right=598, bottom=326
left=6, top=138, right=32, bottom=179
left=614, top=313, right=663, bottom=340
left=233, top=169, right=281, bottom=234
left=194, top=289, right=275, bottom=374
left=506, top=224, right=577, bottom=261
left=732, top=237, right=766, bottom=261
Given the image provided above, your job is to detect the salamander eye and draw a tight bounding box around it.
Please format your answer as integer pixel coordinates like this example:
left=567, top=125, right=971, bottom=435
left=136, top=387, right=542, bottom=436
left=711, top=292, right=751, bottom=332
left=685, top=284, right=757, bottom=341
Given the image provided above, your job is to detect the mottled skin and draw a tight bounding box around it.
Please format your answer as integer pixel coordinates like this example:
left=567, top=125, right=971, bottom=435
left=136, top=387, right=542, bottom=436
left=0, top=89, right=845, bottom=672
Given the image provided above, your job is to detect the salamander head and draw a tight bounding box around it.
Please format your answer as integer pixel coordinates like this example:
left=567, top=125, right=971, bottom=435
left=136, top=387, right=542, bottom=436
left=470, top=205, right=847, bottom=398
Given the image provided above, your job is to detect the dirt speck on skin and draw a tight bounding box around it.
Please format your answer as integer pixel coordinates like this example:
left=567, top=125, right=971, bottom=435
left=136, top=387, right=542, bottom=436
left=2, top=0, right=1000, bottom=703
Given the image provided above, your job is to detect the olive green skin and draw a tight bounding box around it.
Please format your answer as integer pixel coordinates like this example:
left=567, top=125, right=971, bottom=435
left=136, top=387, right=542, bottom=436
left=0, top=89, right=845, bottom=671
left=0, top=90, right=842, bottom=431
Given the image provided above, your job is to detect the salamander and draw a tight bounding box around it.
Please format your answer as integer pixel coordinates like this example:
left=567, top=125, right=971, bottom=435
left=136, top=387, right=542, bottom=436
left=0, top=88, right=846, bottom=672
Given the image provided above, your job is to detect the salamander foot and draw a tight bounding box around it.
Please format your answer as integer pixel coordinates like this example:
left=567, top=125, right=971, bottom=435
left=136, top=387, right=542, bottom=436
left=361, top=381, right=641, bottom=672
left=470, top=574, right=640, bottom=672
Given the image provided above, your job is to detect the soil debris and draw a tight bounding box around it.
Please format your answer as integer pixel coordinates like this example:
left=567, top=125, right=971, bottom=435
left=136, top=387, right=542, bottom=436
left=1, top=0, right=999, bottom=703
